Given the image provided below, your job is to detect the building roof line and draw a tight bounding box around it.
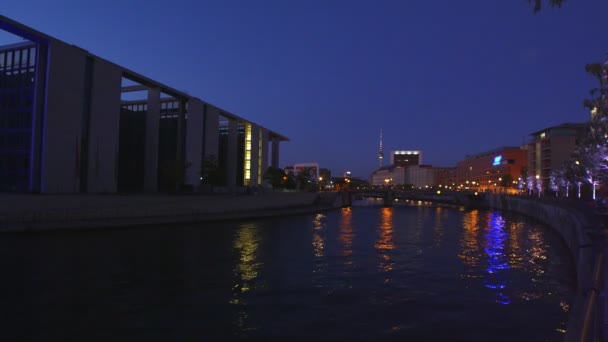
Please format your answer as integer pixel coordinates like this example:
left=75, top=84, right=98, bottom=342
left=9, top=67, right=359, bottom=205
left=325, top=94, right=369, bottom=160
left=0, top=15, right=289, bottom=142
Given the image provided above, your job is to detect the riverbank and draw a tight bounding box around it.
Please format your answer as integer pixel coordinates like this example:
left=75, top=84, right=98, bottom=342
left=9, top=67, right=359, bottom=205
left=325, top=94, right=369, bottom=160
left=0, top=192, right=344, bottom=232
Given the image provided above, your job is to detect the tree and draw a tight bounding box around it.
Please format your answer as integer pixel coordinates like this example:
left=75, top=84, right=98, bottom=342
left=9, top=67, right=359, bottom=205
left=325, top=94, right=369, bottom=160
left=527, top=175, right=535, bottom=196
left=563, top=156, right=586, bottom=199
left=319, top=168, right=331, bottom=180
left=556, top=164, right=570, bottom=197
left=295, top=168, right=315, bottom=191
left=549, top=169, right=560, bottom=196
left=527, top=0, right=565, bottom=13
left=263, top=166, right=287, bottom=189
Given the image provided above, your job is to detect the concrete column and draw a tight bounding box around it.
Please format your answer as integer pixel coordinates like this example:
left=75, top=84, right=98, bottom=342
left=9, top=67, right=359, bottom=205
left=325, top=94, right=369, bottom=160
left=185, top=99, right=204, bottom=187
left=250, top=124, right=260, bottom=186
left=271, top=137, right=280, bottom=168
left=176, top=98, right=187, bottom=186
left=144, top=87, right=161, bottom=192
left=41, top=40, right=85, bottom=193
left=226, top=119, right=238, bottom=189
left=87, top=59, right=122, bottom=193
left=261, top=129, right=269, bottom=177
left=30, top=42, right=48, bottom=193
left=203, top=106, right=219, bottom=160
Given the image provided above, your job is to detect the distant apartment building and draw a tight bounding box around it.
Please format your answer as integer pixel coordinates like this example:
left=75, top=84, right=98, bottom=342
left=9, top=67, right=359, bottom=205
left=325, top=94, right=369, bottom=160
left=437, top=167, right=457, bottom=188
left=370, top=166, right=407, bottom=186
left=370, top=164, right=449, bottom=188
left=528, top=123, right=586, bottom=186
left=456, top=146, right=527, bottom=193
left=407, top=165, right=438, bottom=188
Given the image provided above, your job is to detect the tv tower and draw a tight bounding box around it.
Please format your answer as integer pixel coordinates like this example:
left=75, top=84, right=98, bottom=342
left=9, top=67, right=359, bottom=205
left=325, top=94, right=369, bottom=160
left=378, top=129, right=384, bottom=168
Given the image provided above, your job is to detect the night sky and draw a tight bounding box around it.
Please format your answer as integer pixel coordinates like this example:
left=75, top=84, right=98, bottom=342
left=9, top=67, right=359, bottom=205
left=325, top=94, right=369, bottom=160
left=2, top=1, right=608, bottom=179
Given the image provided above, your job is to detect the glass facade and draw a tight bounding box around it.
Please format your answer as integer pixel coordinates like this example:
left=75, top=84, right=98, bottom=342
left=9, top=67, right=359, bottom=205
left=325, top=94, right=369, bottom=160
left=158, top=100, right=180, bottom=192
left=117, top=99, right=185, bottom=192
left=117, top=103, right=147, bottom=192
left=0, top=43, right=36, bottom=192
left=218, top=121, right=245, bottom=187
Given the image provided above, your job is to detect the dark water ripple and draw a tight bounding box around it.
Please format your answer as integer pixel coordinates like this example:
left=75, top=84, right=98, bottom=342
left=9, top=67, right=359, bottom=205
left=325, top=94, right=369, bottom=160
left=0, top=205, right=573, bottom=341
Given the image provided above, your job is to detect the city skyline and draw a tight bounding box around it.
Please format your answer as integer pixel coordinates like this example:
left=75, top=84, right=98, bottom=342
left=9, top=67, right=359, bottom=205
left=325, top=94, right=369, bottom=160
left=3, top=1, right=608, bottom=178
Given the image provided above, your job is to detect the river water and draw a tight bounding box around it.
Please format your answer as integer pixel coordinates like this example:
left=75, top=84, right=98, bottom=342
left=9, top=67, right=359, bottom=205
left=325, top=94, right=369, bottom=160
left=0, top=202, right=574, bottom=341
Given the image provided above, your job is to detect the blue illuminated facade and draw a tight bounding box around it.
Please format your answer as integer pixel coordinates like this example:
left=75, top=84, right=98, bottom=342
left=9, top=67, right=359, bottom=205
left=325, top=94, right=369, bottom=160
left=0, top=42, right=37, bottom=192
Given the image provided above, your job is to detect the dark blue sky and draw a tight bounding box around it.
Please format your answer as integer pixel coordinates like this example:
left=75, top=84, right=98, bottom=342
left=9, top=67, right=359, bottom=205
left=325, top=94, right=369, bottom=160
left=3, top=1, right=608, bottom=178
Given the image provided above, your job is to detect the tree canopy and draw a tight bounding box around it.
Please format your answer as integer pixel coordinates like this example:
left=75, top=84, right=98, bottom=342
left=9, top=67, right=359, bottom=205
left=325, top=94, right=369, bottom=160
left=527, top=0, right=564, bottom=13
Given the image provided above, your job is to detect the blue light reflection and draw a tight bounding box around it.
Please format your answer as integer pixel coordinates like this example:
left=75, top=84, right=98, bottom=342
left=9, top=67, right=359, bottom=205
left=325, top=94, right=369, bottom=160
left=484, top=212, right=511, bottom=305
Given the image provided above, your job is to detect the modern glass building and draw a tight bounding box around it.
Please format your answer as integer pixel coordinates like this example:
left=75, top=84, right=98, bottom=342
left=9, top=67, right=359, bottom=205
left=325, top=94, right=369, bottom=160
left=0, top=42, right=37, bottom=192
left=0, top=15, right=288, bottom=193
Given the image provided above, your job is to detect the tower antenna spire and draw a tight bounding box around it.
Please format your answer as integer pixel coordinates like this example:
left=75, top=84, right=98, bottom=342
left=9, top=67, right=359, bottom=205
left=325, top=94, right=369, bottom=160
left=378, top=129, right=384, bottom=168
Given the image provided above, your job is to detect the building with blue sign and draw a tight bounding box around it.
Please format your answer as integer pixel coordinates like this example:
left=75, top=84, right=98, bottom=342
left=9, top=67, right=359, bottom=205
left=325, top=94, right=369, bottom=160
left=455, top=146, right=527, bottom=193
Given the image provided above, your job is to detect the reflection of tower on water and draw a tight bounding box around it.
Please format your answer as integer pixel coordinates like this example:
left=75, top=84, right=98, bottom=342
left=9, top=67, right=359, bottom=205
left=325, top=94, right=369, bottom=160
left=375, top=207, right=395, bottom=274
left=339, top=207, right=353, bottom=263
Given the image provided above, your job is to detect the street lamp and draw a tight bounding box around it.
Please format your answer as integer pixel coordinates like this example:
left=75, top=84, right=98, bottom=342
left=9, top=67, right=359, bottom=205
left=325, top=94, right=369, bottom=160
left=536, top=174, right=540, bottom=198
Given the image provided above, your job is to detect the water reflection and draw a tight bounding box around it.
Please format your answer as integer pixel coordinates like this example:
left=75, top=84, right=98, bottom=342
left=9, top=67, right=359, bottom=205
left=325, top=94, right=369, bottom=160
left=508, top=221, right=524, bottom=268
left=312, top=213, right=326, bottom=258
left=433, top=207, right=444, bottom=247
left=459, top=210, right=481, bottom=274
left=339, top=207, right=354, bottom=264
left=483, top=212, right=510, bottom=305
left=230, top=222, right=261, bottom=332
left=375, top=207, right=395, bottom=274
left=233, top=223, right=261, bottom=291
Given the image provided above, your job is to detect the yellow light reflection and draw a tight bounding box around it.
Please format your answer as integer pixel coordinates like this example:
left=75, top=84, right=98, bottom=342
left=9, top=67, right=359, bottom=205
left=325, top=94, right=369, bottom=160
left=230, top=222, right=261, bottom=332
left=375, top=207, right=395, bottom=273
left=339, top=207, right=353, bottom=262
left=508, top=221, right=524, bottom=268
left=459, top=210, right=480, bottom=272
left=433, top=207, right=444, bottom=247
left=527, top=230, right=547, bottom=277
left=312, top=213, right=326, bottom=258
left=232, top=223, right=261, bottom=292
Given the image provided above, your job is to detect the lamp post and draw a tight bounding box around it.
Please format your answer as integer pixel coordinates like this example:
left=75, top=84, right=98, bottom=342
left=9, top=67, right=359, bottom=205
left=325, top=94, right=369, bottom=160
left=536, top=174, right=540, bottom=198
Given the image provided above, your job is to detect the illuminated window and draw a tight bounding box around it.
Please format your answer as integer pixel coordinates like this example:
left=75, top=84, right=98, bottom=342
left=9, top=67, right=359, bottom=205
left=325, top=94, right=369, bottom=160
left=244, top=124, right=252, bottom=185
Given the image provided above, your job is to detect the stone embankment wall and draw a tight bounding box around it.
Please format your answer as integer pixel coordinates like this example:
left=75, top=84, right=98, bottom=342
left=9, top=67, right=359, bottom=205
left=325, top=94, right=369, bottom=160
left=0, top=192, right=344, bottom=232
left=480, top=194, right=597, bottom=341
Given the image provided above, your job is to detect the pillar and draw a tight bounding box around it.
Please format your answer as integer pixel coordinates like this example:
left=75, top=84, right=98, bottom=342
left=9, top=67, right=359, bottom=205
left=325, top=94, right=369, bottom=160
left=185, top=99, right=204, bottom=187
left=271, top=137, right=280, bottom=168
left=226, top=119, right=238, bottom=190
left=261, top=129, right=269, bottom=177
left=144, top=87, right=160, bottom=192
left=203, top=106, right=219, bottom=160
left=87, top=59, right=122, bottom=193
